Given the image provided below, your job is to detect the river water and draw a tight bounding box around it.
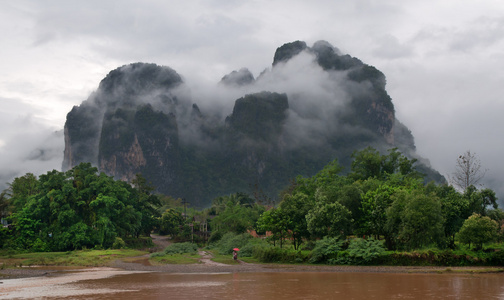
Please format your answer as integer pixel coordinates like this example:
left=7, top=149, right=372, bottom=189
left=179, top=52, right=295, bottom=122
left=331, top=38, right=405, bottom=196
left=1, top=268, right=504, bottom=299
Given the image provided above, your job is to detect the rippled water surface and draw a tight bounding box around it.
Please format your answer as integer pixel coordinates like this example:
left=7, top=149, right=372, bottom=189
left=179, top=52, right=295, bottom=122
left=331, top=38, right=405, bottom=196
left=2, top=269, right=504, bottom=299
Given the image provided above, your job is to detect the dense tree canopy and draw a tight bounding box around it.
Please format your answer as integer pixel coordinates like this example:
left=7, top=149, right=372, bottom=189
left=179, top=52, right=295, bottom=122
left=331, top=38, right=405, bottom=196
left=1, top=163, right=160, bottom=251
left=255, top=147, right=502, bottom=251
left=209, top=193, right=264, bottom=235
left=2, top=147, right=502, bottom=255
left=457, top=213, right=499, bottom=250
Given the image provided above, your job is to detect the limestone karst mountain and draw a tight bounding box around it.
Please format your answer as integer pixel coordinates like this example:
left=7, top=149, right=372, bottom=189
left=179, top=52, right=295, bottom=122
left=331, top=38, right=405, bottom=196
left=63, top=40, right=444, bottom=207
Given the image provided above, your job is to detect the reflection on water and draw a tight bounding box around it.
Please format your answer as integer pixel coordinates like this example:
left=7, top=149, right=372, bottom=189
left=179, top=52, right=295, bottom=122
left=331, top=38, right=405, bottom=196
left=2, top=270, right=504, bottom=299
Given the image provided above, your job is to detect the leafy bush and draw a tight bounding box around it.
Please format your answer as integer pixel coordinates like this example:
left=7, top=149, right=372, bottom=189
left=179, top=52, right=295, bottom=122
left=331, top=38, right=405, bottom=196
left=490, top=250, right=504, bottom=265
left=253, top=246, right=311, bottom=263
left=237, top=243, right=255, bottom=257
left=124, top=237, right=154, bottom=249
left=31, top=238, right=50, bottom=252
left=212, top=232, right=252, bottom=255
left=336, top=238, right=387, bottom=265
left=457, top=214, right=499, bottom=250
left=208, top=231, right=223, bottom=244
left=112, top=237, right=126, bottom=249
left=0, top=226, right=10, bottom=248
left=309, top=236, right=344, bottom=263
left=238, top=238, right=268, bottom=257
left=380, top=248, right=499, bottom=266
left=152, top=242, right=198, bottom=257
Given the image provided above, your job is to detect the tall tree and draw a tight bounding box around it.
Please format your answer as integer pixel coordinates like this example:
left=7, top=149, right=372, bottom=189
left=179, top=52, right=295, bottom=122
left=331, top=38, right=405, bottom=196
left=159, top=209, right=184, bottom=236
left=7, top=173, right=39, bottom=212
left=131, top=173, right=161, bottom=237
left=385, top=190, right=444, bottom=250
left=432, top=184, right=469, bottom=248
left=349, top=147, right=422, bottom=181
left=361, top=184, right=400, bottom=239
left=257, top=208, right=289, bottom=248
left=0, top=191, right=9, bottom=221
left=209, top=193, right=264, bottom=234
left=450, top=150, right=486, bottom=191
left=279, top=192, right=314, bottom=250
left=464, top=186, right=498, bottom=216
left=306, top=200, right=352, bottom=238
left=6, top=164, right=161, bottom=251
left=457, top=213, right=499, bottom=250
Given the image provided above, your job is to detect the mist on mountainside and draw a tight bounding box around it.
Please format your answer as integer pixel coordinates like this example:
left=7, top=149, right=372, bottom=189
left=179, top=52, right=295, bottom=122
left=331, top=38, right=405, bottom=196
left=53, top=41, right=447, bottom=206
left=0, top=101, right=63, bottom=192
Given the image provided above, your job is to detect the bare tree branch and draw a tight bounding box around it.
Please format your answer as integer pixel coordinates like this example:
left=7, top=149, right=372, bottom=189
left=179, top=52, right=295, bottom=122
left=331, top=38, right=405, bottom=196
left=450, top=150, right=487, bottom=191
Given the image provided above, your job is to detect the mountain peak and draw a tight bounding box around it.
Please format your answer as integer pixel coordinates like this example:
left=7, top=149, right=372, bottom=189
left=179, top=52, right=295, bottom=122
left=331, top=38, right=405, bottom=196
left=63, top=40, right=445, bottom=207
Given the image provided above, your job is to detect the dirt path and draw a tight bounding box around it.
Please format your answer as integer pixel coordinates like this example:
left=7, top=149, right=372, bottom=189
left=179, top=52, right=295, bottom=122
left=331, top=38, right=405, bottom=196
left=149, top=235, right=229, bottom=266
left=149, top=234, right=172, bottom=252
left=198, top=250, right=229, bottom=266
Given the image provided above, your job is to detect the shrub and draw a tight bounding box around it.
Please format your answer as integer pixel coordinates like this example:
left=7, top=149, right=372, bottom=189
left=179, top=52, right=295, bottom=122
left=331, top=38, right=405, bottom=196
left=309, top=236, right=344, bottom=263
left=31, top=238, right=50, bottom=252
left=253, top=246, right=311, bottom=263
left=124, top=236, right=154, bottom=249
left=0, top=226, right=10, bottom=248
left=457, top=214, right=499, bottom=250
left=112, top=237, right=126, bottom=249
left=237, top=242, right=255, bottom=257
left=380, top=248, right=495, bottom=266
left=159, top=242, right=198, bottom=255
left=212, top=232, right=251, bottom=255
left=208, top=231, right=223, bottom=244
left=490, top=250, right=504, bottom=266
left=336, top=238, right=387, bottom=265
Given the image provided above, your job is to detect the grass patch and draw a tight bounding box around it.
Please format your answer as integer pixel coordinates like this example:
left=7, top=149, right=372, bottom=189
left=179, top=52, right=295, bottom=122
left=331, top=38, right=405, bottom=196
left=206, top=250, right=240, bottom=265
left=239, top=257, right=260, bottom=263
left=149, top=242, right=200, bottom=265
left=0, top=249, right=147, bottom=267
left=150, top=253, right=201, bottom=265
left=445, top=267, right=504, bottom=274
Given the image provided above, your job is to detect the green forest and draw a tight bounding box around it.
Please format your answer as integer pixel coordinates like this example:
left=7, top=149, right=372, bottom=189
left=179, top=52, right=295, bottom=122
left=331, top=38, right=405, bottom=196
left=1, top=147, right=503, bottom=266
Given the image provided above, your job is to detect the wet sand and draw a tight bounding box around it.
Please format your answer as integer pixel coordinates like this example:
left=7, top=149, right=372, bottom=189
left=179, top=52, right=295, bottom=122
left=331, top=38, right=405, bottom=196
left=0, top=267, right=151, bottom=299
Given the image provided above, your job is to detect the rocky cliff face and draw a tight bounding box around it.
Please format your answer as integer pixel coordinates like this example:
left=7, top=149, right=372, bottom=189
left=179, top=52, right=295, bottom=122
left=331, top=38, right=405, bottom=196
left=63, top=40, right=444, bottom=207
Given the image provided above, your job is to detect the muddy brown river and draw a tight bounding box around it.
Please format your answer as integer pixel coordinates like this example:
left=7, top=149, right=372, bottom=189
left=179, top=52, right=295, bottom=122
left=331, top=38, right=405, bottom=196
left=1, top=268, right=504, bottom=299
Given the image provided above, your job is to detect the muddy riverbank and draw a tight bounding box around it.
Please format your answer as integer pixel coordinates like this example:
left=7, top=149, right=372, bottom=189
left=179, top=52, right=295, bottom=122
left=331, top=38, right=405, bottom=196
left=2, top=259, right=501, bottom=280
left=3, top=266, right=504, bottom=300
left=2, top=235, right=502, bottom=279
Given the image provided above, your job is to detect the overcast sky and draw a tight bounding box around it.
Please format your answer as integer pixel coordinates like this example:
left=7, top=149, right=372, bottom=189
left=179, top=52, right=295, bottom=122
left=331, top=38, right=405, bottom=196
left=1, top=0, right=503, bottom=200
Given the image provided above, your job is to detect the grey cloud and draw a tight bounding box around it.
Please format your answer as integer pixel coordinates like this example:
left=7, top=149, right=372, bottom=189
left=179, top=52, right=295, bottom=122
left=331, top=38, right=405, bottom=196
left=449, top=17, right=504, bottom=52
left=372, top=35, right=414, bottom=59
left=3, top=0, right=504, bottom=205
left=0, top=97, right=64, bottom=191
left=181, top=44, right=387, bottom=153
left=29, top=1, right=256, bottom=62
left=408, top=16, right=504, bottom=55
